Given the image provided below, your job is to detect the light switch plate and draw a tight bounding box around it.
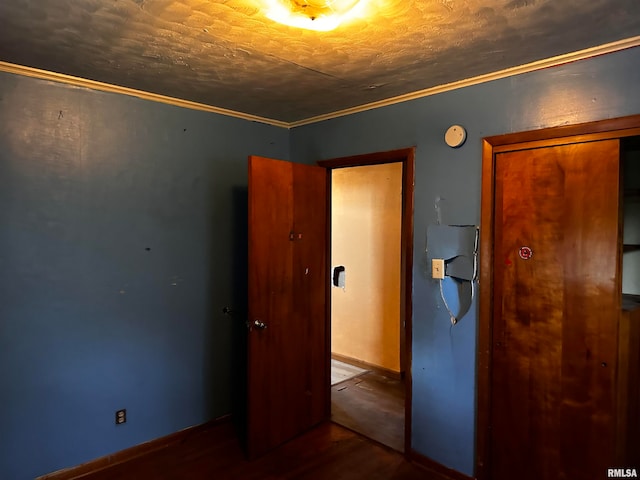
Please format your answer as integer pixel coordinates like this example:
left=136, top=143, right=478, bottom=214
left=432, top=259, right=445, bottom=279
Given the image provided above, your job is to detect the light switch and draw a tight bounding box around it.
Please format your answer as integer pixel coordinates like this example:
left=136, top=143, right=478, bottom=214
left=432, top=259, right=445, bottom=279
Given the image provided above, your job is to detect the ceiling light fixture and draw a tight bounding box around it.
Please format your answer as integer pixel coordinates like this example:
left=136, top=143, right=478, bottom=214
left=264, top=0, right=366, bottom=31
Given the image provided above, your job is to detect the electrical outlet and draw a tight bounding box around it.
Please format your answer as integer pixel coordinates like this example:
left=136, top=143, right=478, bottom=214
left=115, top=409, right=126, bottom=425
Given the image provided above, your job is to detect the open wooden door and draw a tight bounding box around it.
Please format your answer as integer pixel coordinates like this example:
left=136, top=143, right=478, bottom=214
left=247, top=155, right=328, bottom=458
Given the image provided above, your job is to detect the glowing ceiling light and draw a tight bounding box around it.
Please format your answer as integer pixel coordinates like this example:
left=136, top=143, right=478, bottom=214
left=264, top=0, right=366, bottom=31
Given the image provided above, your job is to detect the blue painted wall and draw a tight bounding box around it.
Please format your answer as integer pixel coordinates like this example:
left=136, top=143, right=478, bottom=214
left=2, top=47, right=639, bottom=480
left=0, top=72, right=288, bottom=479
left=290, top=47, right=640, bottom=476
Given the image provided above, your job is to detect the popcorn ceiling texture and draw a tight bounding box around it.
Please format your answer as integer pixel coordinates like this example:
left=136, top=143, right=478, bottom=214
left=1, top=0, right=639, bottom=122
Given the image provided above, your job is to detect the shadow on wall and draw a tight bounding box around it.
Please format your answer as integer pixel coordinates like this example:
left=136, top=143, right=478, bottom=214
left=231, top=186, right=249, bottom=442
left=202, top=184, right=248, bottom=443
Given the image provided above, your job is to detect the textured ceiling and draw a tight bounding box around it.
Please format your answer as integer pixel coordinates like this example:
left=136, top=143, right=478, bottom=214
left=1, top=0, right=639, bottom=123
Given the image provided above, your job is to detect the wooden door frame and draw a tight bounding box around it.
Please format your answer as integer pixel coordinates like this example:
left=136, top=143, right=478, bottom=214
left=318, top=147, right=415, bottom=453
left=476, top=114, right=640, bottom=480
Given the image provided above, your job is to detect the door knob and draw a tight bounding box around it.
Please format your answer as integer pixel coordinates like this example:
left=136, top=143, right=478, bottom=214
left=253, top=319, right=267, bottom=330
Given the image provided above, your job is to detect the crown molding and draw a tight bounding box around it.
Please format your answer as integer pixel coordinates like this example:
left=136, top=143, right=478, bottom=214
left=0, top=61, right=290, bottom=128
left=1, top=36, right=639, bottom=129
left=288, top=36, right=640, bottom=127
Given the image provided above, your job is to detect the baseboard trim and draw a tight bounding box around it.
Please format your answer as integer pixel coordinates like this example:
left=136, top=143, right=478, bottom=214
left=37, top=415, right=232, bottom=480
left=408, top=449, right=475, bottom=480
left=331, top=352, right=402, bottom=380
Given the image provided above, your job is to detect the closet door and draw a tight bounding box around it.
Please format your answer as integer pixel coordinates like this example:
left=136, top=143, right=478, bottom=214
left=490, top=140, right=621, bottom=480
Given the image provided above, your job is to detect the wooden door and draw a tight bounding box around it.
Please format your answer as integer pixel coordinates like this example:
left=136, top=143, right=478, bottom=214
left=490, top=140, right=621, bottom=480
left=247, top=155, right=328, bottom=458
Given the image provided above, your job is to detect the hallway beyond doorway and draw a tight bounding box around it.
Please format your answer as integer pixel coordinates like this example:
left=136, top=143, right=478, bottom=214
left=331, top=363, right=405, bottom=452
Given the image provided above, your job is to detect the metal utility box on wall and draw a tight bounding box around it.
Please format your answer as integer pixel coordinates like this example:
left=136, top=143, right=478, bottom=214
left=426, top=224, right=478, bottom=324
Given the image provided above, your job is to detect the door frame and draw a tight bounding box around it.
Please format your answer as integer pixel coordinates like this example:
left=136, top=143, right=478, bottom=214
left=476, top=114, right=640, bottom=480
left=318, top=147, right=415, bottom=453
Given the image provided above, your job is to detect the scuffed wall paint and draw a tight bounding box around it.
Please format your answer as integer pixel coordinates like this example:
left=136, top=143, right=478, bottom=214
left=0, top=72, right=288, bottom=480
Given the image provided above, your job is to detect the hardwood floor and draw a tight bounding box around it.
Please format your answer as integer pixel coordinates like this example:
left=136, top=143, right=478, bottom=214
left=72, top=421, right=431, bottom=480
left=331, top=371, right=405, bottom=451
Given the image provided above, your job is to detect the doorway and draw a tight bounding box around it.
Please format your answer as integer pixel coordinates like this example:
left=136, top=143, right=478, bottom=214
left=318, top=148, right=415, bottom=453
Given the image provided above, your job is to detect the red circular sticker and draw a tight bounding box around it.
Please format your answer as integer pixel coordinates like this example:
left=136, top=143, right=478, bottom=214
left=519, top=246, right=533, bottom=260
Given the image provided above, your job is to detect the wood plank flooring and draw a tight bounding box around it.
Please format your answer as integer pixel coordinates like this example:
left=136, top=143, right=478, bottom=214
left=330, top=358, right=368, bottom=386
left=73, top=421, right=431, bottom=480
left=331, top=371, right=405, bottom=451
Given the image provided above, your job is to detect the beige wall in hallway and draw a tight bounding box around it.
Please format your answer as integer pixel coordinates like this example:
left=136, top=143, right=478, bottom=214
left=331, top=162, right=402, bottom=372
